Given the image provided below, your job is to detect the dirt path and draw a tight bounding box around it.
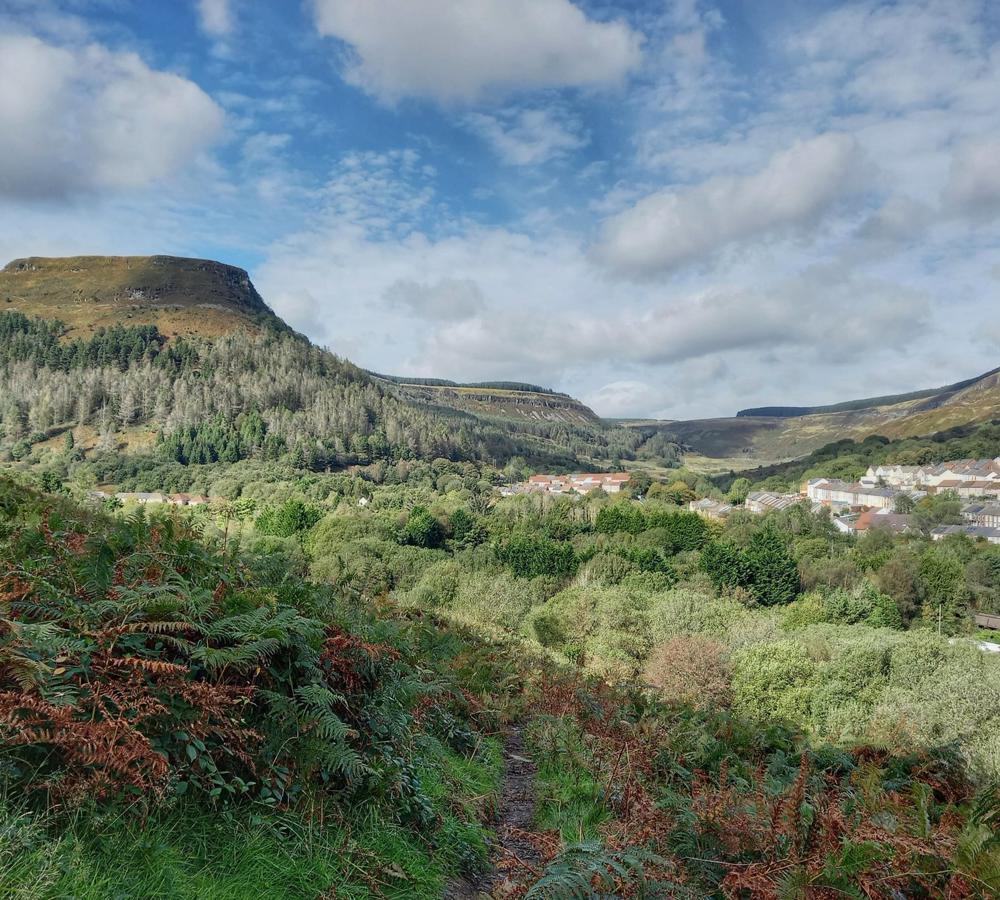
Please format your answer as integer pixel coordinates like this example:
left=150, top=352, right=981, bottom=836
left=444, top=724, right=540, bottom=899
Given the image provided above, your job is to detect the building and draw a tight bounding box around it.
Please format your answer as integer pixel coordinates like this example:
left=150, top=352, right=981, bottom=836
left=861, top=464, right=922, bottom=488
left=963, top=503, right=1000, bottom=529
left=861, top=459, right=1000, bottom=497
left=169, top=493, right=208, bottom=506
left=745, top=491, right=802, bottom=514
left=931, top=524, right=1000, bottom=545
left=525, top=473, right=630, bottom=494
left=849, top=509, right=914, bottom=536
left=806, top=479, right=896, bottom=510
left=688, top=497, right=733, bottom=520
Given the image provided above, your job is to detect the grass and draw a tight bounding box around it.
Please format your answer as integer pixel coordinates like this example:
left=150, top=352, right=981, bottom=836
left=0, top=735, right=504, bottom=899
left=0, top=255, right=275, bottom=339
left=527, top=716, right=610, bottom=843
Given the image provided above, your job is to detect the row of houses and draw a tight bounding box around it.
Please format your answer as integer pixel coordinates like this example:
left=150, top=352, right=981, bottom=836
left=863, top=459, right=1000, bottom=496
left=964, top=502, right=1000, bottom=528
left=805, top=479, right=900, bottom=509
left=88, top=490, right=209, bottom=506
left=932, top=524, right=1000, bottom=545
left=501, top=472, right=631, bottom=496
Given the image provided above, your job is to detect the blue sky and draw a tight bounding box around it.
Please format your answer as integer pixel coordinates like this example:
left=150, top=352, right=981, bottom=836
left=1, top=0, right=999, bottom=419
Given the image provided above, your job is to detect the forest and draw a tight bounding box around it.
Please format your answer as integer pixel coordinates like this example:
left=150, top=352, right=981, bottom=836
left=0, top=311, right=667, bottom=473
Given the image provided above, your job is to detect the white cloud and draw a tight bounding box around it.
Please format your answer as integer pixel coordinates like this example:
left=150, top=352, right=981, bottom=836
left=383, top=278, right=485, bottom=321
left=0, top=33, right=224, bottom=200
left=310, top=0, right=642, bottom=103
left=943, top=139, right=1000, bottom=217
left=597, top=133, right=865, bottom=275
left=582, top=381, right=662, bottom=419
left=196, top=0, right=233, bottom=37
left=465, top=107, right=588, bottom=166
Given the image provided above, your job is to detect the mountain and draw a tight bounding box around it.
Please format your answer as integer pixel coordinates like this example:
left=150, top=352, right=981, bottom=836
left=636, top=366, right=1000, bottom=467
left=0, top=255, right=279, bottom=338
left=0, top=255, right=654, bottom=473
left=370, top=374, right=601, bottom=426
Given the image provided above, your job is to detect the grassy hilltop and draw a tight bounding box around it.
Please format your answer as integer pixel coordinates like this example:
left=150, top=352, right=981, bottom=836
left=0, top=256, right=278, bottom=339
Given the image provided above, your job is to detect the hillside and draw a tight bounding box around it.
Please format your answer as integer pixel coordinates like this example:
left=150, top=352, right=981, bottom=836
left=0, top=255, right=661, bottom=473
left=0, top=255, right=279, bottom=338
left=2, top=471, right=998, bottom=897
left=372, top=373, right=601, bottom=426
left=644, top=365, right=1000, bottom=467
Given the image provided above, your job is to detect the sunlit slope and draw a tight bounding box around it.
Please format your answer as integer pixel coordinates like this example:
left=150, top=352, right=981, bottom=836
left=0, top=255, right=279, bottom=338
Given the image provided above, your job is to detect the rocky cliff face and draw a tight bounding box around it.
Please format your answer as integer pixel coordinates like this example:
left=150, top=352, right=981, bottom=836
left=387, top=381, right=601, bottom=425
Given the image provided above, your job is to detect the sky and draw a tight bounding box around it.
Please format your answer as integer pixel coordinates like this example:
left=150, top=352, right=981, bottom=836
left=1, top=0, right=999, bottom=420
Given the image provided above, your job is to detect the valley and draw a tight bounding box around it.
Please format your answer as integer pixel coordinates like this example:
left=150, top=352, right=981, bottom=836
left=2, top=255, right=1000, bottom=897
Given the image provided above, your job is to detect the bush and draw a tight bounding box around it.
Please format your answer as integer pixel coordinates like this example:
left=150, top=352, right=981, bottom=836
left=401, top=505, right=445, bottom=549
left=643, top=636, right=730, bottom=709
left=701, top=525, right=800, bottom=607
left=0, top=479, right=443, bottom=811
left=495, top=533, right=576, bottom=579
left=730, top=640, right=818, bottom=723
left=449, top=572, right=542, bottom=632
left=524, top=585, right=655, bottom=675
left=256, top=499, right=323, bottom=537
left=647, top=589, right=751, bottom=646
left=783, top=583, right=902, bottom=630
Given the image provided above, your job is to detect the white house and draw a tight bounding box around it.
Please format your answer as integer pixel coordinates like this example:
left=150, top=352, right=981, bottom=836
left=806, top=479, right=895, bottom=510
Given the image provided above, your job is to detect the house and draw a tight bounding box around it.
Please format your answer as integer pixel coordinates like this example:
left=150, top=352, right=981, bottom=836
left=745, top=491, right=802, bottom=514
left=168, top=493, right=208, bottom=507
left=850, top=509, right=914, bottom=536
left=525, top=473, right=630, bottom=494
left=861, top=464, right=921, bottom=488
left=962, top=503, right=1000, bottom=529
left=689, top=497, right=733, bottom=520
left=806, top=479, right=896, bottom=510
left=931, top=524, right=1000, bottom=545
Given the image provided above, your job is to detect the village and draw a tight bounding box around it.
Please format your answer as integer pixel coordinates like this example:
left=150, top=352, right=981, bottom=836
left=87, top=490, right=210, bottom=507
left=499, top=457, right=1000, bottom=546
left=690, top=457, right=1000, bottom=544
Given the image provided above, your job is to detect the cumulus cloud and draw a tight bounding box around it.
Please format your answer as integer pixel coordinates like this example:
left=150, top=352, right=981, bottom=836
left=310, top=0, right=642, bottom=103
left=465, top=107, right=588, bottom=166
left=943, top=139, right=1000, bottom=218
left=417, top=265, right=929, bottom=379
left=383, top=278, right=486, bottom=321
left=196, top=0, right=232, bottom=37
left=582, top=381, right=664, bottom=419
left=596, top=133, right=865, bottom=275
left=0, top=33, right=224, bottom=199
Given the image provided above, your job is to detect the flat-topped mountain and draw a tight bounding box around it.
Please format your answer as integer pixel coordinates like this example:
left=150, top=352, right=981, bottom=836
left=0, top=256, right=278, bottom=338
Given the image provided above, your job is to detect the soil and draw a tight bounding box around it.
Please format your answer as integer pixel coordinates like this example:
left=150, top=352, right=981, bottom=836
left=443, top=724, right=540, bottom=899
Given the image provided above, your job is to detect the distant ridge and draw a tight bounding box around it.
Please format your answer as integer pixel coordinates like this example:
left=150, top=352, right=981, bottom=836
left=370, top=372, right=560, bottom=396
left=630, top=364, right=1000, bottom=465
left=738, top=366, right=1000, bottom=418
left=370, top=372, right=601, bottom=426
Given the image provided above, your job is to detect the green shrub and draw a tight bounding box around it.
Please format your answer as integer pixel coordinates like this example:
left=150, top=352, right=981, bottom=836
left=495, top=533, right=576, bottom=579
left=255, top=499, right=323, bottom=537
left=730, top=640, right=818, bottom=723
left=524, top=585, right=655, bottom=675
left=449, top=572, right=541, bottom=632
left=401, top=505, right=445, bottom=549
left=648, top=589, right=752, bottom=646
